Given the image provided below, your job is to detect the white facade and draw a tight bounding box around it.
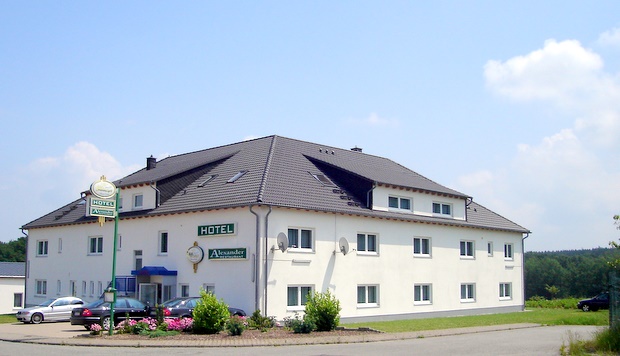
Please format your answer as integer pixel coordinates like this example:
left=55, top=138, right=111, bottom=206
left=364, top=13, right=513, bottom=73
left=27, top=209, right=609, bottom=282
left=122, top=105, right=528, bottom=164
left=25, top=184, right=524, bottom=322
left=0, top=273, right=25, bottom=314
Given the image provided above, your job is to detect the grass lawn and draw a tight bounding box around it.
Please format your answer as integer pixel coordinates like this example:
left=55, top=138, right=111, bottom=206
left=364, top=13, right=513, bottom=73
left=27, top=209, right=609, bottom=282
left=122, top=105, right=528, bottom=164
left=0, top=314, right=17, bottom=324
left=343, top=308, right=609, bottom=333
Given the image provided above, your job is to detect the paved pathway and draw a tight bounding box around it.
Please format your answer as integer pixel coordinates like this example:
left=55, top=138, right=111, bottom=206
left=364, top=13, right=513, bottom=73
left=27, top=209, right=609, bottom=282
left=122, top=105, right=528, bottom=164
left=0, top=322, right=548, bottom=347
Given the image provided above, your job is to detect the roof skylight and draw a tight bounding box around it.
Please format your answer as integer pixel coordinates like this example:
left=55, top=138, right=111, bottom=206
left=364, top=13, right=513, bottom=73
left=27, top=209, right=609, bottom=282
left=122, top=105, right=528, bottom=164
left=198, top=175, right=218, bottom=187
left=310, top=172, right=335, bottom=187
left=227, top=171, right=248, bottom=183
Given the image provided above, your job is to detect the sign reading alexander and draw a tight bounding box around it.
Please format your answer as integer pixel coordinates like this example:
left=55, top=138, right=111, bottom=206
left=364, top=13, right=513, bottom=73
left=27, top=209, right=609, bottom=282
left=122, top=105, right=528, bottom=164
left=197, top=223, right=236, bottom=237
left=208, top=248, right=247, bottom=260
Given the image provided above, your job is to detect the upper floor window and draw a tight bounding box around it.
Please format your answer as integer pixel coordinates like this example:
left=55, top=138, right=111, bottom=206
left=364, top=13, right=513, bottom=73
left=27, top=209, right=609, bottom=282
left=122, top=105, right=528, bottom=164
left=389, top=196, right=411, bottom=211
left=357, top=285, right=379, bottom=307
left=460, top=283, right=475, bottom=302
left=487, top=241, right=493, bottom=256
left=433, top=202, right=452, bottom=216
left=287, top=285, right=313, bottom=309
left=413, top=237, right=431, bottom=257
left=159, top=231, right=169, bottom=255
left=357, top=233, right=377, bottom=254
left=89, top=236, right=103, bottom=255
left=133, top=194, right=143, bottom=209
left=414, top=284, right=432, bottom=304
left=460, top=240, right=475, bottom=258
left=288, top=228, right=313, bottom=250
left=504, top=243, right=513, bottom=260
left=58, top=238, right=62, bottom=253
left=36, top=240, right=48, bottom=256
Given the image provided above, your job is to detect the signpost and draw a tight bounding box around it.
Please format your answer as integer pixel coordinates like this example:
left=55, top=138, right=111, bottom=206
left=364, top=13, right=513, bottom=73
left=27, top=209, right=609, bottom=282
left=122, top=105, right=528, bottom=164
left=90, top=176, right=119, bottom=335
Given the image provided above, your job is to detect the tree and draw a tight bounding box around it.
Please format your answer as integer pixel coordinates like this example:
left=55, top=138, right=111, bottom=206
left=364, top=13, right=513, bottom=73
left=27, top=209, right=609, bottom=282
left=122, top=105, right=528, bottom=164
left=0, top=237, right=26, bottom=262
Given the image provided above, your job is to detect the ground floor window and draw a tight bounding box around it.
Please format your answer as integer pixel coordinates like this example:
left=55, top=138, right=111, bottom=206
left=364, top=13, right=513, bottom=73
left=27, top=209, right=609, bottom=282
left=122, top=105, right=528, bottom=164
left=13, top=293, right=23, bottom=308
left=499, top=283, right=512, bottom=299
left=460, top=283, right=475, bottom=302
left=414, top=284, right=432, bottom=304
left=357, top=285, right=379, bottom=307
left=181, top=284, right=190, bottom=297
left=35, top=280, right=47, bottom=296
left=287, top=285, right=312, bottom=308
left=202, top=284, right=215, bottom=294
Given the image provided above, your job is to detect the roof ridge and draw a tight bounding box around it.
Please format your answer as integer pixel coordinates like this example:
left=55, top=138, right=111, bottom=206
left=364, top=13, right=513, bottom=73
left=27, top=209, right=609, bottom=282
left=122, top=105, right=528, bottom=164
left=256, top=136, right=277, bottom=203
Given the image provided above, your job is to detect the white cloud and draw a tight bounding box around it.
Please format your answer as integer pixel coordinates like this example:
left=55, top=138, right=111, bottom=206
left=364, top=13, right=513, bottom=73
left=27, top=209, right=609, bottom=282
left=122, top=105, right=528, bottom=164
left=347, top=113, right=400, bottom=127
left=466, top=35, right=620, bottom=251
left=597, top=28, right=620, bottom=47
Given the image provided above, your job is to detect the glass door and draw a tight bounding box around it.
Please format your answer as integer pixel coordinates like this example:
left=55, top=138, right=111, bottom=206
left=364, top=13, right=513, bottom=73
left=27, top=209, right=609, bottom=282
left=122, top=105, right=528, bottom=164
left=139, top=283, right=157, bottom=306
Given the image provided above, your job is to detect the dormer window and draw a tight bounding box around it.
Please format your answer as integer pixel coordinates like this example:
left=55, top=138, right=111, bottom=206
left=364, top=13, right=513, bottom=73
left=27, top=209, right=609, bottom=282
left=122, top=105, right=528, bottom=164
left=389, top=196, right=411, bottom=211
left=227, top=171, right=248, bottom=183
left=433, top=202, right=452, bottom=216
left=133, top=194, right=143, bottom=209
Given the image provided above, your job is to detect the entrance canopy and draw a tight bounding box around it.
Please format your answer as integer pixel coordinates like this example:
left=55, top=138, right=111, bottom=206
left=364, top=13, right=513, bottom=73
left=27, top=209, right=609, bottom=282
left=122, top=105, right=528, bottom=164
left=131, top=266, right=178, bottom=276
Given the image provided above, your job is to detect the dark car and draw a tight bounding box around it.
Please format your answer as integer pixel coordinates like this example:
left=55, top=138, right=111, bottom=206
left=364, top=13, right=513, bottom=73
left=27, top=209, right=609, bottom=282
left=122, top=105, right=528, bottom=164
left=577, top=292, right=609, bottom=312
left=155, top=297, right=246, bottom=318
left=70, top=297, right=164, bottom=330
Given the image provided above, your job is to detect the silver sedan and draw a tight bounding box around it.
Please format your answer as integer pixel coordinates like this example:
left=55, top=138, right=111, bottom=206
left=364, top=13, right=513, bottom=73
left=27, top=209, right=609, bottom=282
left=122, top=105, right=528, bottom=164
left=16, top=296, right=84, bottom=324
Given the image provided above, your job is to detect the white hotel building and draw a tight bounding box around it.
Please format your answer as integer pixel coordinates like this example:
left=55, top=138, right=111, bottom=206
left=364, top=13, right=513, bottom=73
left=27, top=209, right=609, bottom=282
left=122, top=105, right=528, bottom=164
left=22, top=135, right=530, bottom=322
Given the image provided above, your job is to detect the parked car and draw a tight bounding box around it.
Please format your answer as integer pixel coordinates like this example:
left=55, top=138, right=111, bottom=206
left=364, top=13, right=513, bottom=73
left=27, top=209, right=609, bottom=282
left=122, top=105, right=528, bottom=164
left=16, top=296, right=84, bottom=324
left=70, top=297, right=164, bottom=330
left=154, top=297, right=246, bottom=318
left=577, top=292, right=609, bottom=312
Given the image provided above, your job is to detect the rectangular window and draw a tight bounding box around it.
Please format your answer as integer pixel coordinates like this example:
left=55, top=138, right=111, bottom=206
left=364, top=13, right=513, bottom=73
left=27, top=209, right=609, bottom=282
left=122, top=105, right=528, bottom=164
left=98, top=282, right=103, bottom=296
left=118, top=197, right=123, bottom=210
left=58, top=238, right=62, bottom=253
left=488, top=241, right=493, bottom=256
left=288, top=228, right=313, bottom=250
left=389, top=196, right=411, bottom=210
left=460, top=283, right=475, bottom=302
left=133, top=194, right=143, bottom=209
left=13, top=293, right=23, bottom=308
left=202, top=284, right=215, bottom=294
left=70, top=280, right=76, bottom=296
left=35, top=280, right=47, bottom=296
left=433, top=202, right=452, bottom=216
left=287, top=286, right=313, bottom=308
left=81, top=281, right=87, bottom=296
left=88, top=236, right=103, bottom=255
left=181, top=284, right=190, bottom=298
left=117, top=234, right=122, bottom=251
left=134, top=250, right=143, bottom=270
left=357, top=233, right=377, bottom=253
left=500, top=283, right=512, bottom=299
left=56, top=280, right=61, bottom=295
left=414, top=284, right=432, bottom=304
left=90, top=281, right=95, bottom=296
left=159, top=231, right=168, bottom=255
left=36, top=240, right=48, bottom=256
left=460, top=240, right=475, bottom=258
left=413, top=237, right=431, bottom=256
left=357, top=285, right=379, bottom=306
left=504, top=243, right=513, bottom=260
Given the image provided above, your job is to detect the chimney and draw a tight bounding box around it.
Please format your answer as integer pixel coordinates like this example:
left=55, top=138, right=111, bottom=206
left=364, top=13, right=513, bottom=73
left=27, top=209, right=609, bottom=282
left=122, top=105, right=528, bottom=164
left=146, top=155, right=157, bottom=170
left=351, top=146, right=363, bottom=152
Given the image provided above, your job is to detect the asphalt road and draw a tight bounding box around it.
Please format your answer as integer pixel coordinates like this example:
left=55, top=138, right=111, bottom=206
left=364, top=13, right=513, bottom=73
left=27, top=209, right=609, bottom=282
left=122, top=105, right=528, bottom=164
left=0, top=324, right=602, bottom=355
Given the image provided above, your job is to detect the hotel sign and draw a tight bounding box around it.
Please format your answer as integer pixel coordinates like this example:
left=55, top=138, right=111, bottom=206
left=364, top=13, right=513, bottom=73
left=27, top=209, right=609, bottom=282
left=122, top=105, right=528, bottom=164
left=208, top=248, right=247, bottom=260
left=197, top=223, right=236, bottom=237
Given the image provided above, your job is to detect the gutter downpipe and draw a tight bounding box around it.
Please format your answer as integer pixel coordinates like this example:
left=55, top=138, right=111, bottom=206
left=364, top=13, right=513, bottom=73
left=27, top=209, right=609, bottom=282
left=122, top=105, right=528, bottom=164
left=366, top=182, right=376, bottom=209
left=149, top=183, right=161, bottom=207
left=264, top=205, right=272, bottom=315
left=249, top=204, right=272, bottom=315
left=21, top=228, right=28, bottom=307
left=521, top=232, right=530, bottom=311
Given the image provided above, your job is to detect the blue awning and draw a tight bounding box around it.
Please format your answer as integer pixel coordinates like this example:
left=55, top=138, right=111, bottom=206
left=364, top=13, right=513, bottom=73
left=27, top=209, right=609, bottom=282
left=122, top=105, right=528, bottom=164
left=131, top=266, right=178, bottom=276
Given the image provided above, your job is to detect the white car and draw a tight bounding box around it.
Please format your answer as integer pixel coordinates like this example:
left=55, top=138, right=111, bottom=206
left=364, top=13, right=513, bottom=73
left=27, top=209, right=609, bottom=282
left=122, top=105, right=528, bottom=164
left=16, top=296, right=84, bottom=324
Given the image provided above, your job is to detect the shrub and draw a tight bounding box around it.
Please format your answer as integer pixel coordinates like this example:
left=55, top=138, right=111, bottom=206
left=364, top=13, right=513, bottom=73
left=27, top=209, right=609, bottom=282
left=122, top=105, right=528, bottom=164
left=304, top=290, right=341, bottom=331
left=226, top=315, right=246, bottom=336
left=89, top=323, right=102, bottom=335
left=115, top=317, right=137, bottom=334
left=192, top=289, right=230, bottom=334
left=284, top=313, right=315, bottom=334
left=166, top=317, right=193, bottom=332
left=248, top=310, right=277, bottom=331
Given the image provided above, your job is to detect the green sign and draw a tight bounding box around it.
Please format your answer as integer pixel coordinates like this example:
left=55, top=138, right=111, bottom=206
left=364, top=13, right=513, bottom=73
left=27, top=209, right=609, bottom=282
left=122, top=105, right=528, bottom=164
left=91, top=198, right=116, bottom=209
left=89, top=207, right=115, bottom=217
left=208, top=248, right=247, bottom=260
left=198, top=223, right=236, bottom=236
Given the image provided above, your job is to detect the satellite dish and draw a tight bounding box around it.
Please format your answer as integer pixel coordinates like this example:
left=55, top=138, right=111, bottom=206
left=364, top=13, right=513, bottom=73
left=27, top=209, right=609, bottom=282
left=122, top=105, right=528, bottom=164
left=276, top=232, right=289, bottom=252
left=339, top=237, right=349, bottom=255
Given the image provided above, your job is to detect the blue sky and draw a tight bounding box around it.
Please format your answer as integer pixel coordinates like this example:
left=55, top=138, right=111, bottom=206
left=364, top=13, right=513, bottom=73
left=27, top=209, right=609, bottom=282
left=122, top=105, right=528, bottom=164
left=1, top=1, right=619, bottom=251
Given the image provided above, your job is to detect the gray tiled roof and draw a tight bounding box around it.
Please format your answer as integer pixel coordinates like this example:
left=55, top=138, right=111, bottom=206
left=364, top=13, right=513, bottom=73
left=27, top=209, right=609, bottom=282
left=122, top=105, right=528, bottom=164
left=22, top=135, right=529, bottom=233
left=0, top=262, right=25, bottom=277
